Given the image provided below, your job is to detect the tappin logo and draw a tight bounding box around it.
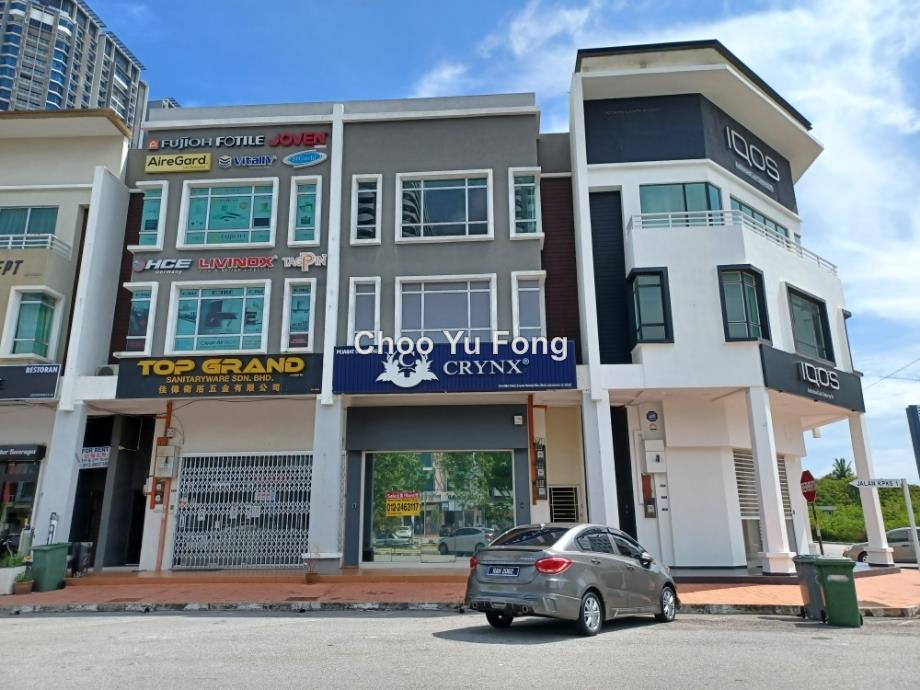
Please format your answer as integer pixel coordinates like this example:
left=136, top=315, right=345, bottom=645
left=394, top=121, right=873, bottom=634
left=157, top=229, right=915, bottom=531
left=376, top=353, right=438, bottom=389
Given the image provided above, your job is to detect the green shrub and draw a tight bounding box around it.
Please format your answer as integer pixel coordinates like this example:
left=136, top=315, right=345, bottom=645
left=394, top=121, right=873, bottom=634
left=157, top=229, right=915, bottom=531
left=807, top=476, right=920, bottom=543
left=14, top=570, right=32, bottom=583
left=0, top=553, right=25, bottom=568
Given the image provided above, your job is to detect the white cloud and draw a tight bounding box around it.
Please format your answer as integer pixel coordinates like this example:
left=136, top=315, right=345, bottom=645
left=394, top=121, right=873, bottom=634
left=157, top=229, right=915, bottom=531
left=408, top=0, right=920, bottom=479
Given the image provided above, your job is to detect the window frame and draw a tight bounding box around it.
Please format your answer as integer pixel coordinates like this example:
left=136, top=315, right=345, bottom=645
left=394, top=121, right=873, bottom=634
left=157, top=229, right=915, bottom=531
left=128, top=181, right=168, bottom=252
left=508, top=166, right=543, bottom=240
left=0, top=205, right=60, bottom=236
left=729, top=196, right=790, bottom=240
left=350, top=174, right=382, bottom=246
left=395, top=169, right=494, bottom=244
left=0, top=285, right=65, bottom=361
left=717, top=264, right=771, bottom=344
left=176, top=177, right=279, bottom=250
left=114, top=281, right=158, bottom=358
left=287, top=175, right=322, bottom=248
left=394, top=273, right=498, bottom=340
left=639, top=182, right=723, bottom=215
left=786, top=284, right=835, bottom=365
left=627, top=268, right=674, bottom=345
left=281, top=277, right=317, bottom=353
left=511, top=270, right=546, bottom=338
left=164, top=279, right=271, bottom=356
left=347, top=276, right=381, bottom=345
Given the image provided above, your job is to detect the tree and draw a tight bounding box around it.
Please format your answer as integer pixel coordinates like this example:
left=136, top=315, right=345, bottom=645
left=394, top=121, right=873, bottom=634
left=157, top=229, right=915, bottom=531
left=829, top=457, right=855, bottom=481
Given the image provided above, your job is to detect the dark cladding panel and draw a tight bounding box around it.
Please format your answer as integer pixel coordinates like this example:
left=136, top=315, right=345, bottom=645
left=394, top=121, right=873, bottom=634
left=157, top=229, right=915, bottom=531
left=108, top=191, right=144, bottom=361
left=589, top=192, right=631, bottom=364
left=760, top=344, right=865, bottom=412
left=540, top=177, right=582, bottom=363
left=700, top=98, right=797, bottom=212
left=584, top=95, right=707, bottom=165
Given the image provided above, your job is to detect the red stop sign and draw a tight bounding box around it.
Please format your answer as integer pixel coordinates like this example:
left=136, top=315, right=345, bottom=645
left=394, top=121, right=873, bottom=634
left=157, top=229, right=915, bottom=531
left=800, top=470, right=817, bottom=503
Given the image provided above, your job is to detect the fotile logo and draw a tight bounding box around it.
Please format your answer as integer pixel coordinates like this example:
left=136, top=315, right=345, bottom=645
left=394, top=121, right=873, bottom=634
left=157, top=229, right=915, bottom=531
left=375, top=353, right=438, bottom=389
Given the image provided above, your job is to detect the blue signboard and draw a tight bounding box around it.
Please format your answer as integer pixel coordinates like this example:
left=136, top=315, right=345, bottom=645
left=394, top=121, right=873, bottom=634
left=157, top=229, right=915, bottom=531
left=333, top=342, right=576, bottom=394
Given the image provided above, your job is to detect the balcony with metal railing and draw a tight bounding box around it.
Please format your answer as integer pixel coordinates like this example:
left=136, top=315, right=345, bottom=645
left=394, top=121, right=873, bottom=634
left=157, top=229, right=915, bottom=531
left=626, top=209, right=836, bottom=274
left=0, top=233, right=73, bottom=259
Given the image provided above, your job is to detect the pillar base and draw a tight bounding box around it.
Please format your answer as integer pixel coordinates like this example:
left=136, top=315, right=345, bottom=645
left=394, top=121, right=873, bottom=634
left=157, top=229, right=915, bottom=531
left=762, top=551, right=796, bottom=575
left=867, top=547, right=895, bottom=566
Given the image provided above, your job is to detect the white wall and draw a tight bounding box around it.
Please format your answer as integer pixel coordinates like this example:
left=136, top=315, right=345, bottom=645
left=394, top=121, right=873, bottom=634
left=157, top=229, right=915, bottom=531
left=544, top=406, right=588, bottom=522
left=0, top=404, right=55, bottom=444
left=0, top=136, right=126, bottom=186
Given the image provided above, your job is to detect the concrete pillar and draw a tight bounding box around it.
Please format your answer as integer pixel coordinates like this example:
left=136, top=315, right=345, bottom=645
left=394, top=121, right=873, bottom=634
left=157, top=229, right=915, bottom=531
left=31, top=402, right=87, bottom=545
left=745, top=387, right=794, bottom=574
left=848, top=413, right=894, bottom=565
left=307, top=396, right=346, bottom=571
left=93, top=415, right=124, bottom=570
left=581, top=390, right=619, bottom=525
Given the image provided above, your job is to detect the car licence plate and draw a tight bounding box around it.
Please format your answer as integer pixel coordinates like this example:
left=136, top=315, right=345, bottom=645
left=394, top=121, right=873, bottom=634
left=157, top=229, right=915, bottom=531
left=487, top=566, right=519, bottom=577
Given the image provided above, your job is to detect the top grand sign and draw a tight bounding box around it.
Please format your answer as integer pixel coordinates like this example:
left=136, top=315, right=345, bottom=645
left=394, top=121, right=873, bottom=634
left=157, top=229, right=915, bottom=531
left=148, top=132, right=328, bottom=151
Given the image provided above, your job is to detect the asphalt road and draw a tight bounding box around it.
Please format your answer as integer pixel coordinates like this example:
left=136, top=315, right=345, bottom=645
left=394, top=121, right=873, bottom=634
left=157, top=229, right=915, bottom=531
left=1, top=611, right=918, bottom=689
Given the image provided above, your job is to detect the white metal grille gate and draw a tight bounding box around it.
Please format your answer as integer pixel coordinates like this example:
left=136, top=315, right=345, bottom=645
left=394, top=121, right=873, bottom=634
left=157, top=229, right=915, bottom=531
left=172, top=452, right=313, bottom=569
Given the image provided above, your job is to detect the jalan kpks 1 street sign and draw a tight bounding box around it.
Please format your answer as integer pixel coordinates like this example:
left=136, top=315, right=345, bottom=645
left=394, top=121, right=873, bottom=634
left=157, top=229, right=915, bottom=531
left=849, top=478, right=901, bottom=488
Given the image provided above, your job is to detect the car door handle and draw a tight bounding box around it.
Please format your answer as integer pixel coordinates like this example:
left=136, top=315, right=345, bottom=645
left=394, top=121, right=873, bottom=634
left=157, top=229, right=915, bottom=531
left=591, top=558, right=602, bottom=565
left=625, top=564, right=635, bottom=571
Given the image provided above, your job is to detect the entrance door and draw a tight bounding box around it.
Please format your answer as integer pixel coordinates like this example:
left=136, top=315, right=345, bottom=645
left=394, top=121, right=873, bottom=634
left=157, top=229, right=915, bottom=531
left=172, top=452, right=313, bottom=569
left=611, top=407, right=637, bottom=537
left=364, top=451, right=515, bottom=564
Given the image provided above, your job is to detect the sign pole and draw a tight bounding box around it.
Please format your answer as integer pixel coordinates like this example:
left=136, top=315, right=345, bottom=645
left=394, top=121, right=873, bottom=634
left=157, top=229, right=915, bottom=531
left=902, top=478, right=920, bottom=568
left=810, top=502, right=825, bottom=556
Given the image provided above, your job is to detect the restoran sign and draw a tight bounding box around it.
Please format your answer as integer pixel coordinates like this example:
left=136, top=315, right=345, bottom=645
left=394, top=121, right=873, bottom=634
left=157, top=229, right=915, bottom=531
left=333, top=332, right=576, bottom=394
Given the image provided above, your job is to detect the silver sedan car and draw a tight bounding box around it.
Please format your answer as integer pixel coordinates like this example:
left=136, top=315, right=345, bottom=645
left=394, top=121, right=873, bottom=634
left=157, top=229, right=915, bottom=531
left=843, top=527, right=920, bottom=563
left=464, top=523, right=679, bottom=636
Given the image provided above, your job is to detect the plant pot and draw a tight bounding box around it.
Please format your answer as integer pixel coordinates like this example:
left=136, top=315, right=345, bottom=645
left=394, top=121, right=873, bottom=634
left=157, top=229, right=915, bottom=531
left=12, top=580, right=33, bottom=595
left=0, top=566, right=26, bottom=595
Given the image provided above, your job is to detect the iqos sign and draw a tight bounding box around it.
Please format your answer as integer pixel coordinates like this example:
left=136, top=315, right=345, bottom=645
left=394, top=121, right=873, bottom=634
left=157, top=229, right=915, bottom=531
left=798, top=361, right=840, bottom=391
left=725, top=126, right=780, bottom=182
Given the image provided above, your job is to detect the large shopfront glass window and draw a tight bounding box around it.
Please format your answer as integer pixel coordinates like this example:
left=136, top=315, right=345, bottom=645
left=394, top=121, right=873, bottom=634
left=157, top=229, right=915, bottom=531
left=367, top=451, right=514, bottom=564
left=12, top=291, right=56, bottom=357
left=172, top=283, right=266, bottom=353
left=184, top=183, right=274, bottom=246
left=0, top=461, right=38, bottom=549
left=400, top=278, right=493, bottom=342
left=399, top=173, right=491, bottom=239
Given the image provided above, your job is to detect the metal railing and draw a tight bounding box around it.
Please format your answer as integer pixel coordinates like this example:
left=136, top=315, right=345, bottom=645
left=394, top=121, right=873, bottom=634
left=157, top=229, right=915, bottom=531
left=0, top=234, right=73, bottom=260
left=627, top=210, right=837, bottom=274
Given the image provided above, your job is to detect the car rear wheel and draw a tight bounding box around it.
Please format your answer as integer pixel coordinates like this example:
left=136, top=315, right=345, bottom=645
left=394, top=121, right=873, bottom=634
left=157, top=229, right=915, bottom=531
left=655, top=586, right=677, bottom=623
left=857, top=552, right=868, bottom=563
left=486, top=611, right=513, bottom=628
left=438, top=543, right=449, bottom=555
left=575, top=591, right=603, bottom=636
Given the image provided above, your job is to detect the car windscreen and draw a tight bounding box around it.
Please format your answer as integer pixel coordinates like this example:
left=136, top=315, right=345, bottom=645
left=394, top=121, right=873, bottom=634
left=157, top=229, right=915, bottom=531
left=491, top=527, right=569, bottom=547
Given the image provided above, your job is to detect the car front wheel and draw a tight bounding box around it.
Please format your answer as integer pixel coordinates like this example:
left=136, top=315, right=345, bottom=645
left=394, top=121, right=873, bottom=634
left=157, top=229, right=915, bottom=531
left=857, top=552, right=868, bottom=563
left=575, top=591, right=603, bottom=636
left=438, top=543, right=449, bottom=555
left=655, top=586, right=677, bottom=623
left=486, top=611, right=513, bottom=628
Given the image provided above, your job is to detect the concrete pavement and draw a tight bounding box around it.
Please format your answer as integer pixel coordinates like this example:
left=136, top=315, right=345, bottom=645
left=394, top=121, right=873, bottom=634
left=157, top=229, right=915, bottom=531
left=0, top=611, right=918, bottom=689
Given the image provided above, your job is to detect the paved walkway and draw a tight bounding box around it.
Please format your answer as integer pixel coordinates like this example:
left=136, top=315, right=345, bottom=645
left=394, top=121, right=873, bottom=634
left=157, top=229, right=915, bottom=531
left=2, top=570, right=918, bottom=615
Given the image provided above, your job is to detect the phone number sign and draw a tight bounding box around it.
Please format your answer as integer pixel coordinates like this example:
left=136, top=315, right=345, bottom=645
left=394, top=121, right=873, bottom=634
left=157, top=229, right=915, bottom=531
left=385, top=491, right=420, bottom=517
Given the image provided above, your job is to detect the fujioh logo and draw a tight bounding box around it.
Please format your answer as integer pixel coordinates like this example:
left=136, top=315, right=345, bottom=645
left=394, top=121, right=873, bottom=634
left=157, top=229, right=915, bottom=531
left=376, top=353, right=438, bottom=389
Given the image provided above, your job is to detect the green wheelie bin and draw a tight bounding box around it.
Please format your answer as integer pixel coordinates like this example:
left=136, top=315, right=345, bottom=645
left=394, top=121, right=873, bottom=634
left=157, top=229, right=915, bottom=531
left=814, top=557, right=862, bottom=627
left=31, top=543, right=70, bottom=592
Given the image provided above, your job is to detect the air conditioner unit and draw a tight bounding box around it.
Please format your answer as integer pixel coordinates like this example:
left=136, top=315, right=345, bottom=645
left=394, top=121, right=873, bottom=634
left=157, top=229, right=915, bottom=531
left=96, top=364, right=119, bottom=376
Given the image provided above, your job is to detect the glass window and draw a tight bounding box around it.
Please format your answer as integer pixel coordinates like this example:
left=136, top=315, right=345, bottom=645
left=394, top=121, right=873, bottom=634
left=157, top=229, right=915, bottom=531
left=730, top=197, right=789, bottom=239
left=285, top=283, right=312, bottom=350
left=515, top=276, right=543, bottom=339
left=639, top=183, right=721, bottom=227
left=575, top=528, right=615, bottom=554
left=184, top=184, right=273, bottom=245
left=354, top=177, right=379, bottom=242
left=124, top=288, right=152, bottom=352
left=12, top=292, right=56, bottom=357
left=350, top=279, right=378, bottom=342
left=610, top=532, right=643, bottom=559
left=492, top=527, right=568, bottom=547
left=400, top=175, right=489, bottom=239
left=293, top=181, right=318, bottom=243
left=0, top=207, right=57, bottom=235
left=172, top=284, right=265, bottom=352
left=720, top=269, right=766, bottom=340
left=400, top=279, right=492, bottom=343
left=138, top=186, right=163, bottom=246
left=630, top=271, right=671, bottom=342
left=512, top=173, right=539, bottom=235
left=789, top=289, right=832, bottom=362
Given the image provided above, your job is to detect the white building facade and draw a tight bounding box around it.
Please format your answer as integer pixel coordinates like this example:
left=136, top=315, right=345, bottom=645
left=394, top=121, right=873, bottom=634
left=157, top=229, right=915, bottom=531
left=569, top=41, right=893, bottom=573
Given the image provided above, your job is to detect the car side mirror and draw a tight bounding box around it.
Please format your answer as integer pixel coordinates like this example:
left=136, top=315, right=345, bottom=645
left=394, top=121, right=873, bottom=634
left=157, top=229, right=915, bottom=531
left=639, top=552, right=654, bottom=567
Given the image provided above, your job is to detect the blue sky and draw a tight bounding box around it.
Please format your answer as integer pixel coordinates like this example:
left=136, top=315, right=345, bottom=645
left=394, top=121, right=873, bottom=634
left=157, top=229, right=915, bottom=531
left=93, top=0, right=920, bottom=481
